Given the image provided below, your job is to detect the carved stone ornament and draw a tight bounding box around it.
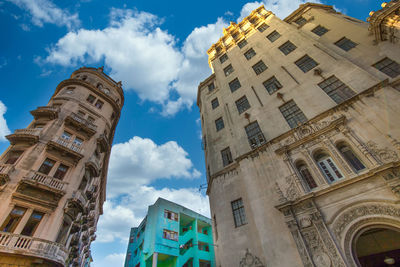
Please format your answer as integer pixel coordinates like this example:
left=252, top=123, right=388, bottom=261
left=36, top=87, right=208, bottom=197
left=312, top=252, right=331, bottom=267
left=333, top=204, right=400, bottom=239
left=239, top=249, right=265, bottom=267
left=366, top=141, right=399, bottom=163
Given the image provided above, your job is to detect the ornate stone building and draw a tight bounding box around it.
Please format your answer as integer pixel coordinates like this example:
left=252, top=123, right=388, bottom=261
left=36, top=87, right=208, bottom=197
left=197, top=2, right=400, bottom=266
left=0, top=67, right=124, bottom=266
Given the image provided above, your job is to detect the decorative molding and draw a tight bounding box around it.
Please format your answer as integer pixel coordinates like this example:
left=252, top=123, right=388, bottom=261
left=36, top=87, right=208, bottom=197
left=366, top=141, right=399, bottom=163
left=239, top=249, right=265, bottom=267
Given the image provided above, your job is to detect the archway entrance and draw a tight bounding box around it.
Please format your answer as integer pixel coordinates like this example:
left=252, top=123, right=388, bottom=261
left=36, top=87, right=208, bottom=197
left=354, top=227, right=400, bottom=267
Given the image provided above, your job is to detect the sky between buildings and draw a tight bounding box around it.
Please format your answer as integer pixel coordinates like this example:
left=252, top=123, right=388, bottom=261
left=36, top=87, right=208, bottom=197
left=0, top=0, right=382, bottom=265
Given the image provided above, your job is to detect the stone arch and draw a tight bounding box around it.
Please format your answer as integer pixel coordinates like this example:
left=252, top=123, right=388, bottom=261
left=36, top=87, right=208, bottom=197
left=330, top=202, right=400, bottom=266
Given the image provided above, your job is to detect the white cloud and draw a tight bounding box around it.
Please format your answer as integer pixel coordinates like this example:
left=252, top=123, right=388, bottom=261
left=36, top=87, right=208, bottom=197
left=95, top=185, right=209, bottom=243
left=0, top=101, right=11, bottom=142
left=41, top=8, right=227, bottom=116
left=238, top=0, right=322, bottom=21
left=7, top=0, right=80, bottom=29
left=93, top=253, right=125, bottom=267
left=107, top=136, right=201, bottom=197
left=93, top=136, right=209, bottom=244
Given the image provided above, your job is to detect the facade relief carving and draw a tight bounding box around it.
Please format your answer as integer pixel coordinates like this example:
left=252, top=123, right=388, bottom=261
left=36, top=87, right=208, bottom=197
left=366, top=141, right=399, bottom=163
left=239, top=249, right=265, bottom=267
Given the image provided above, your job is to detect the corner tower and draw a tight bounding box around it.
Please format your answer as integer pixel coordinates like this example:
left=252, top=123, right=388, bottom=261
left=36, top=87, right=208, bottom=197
left=0, top=67, right=124, bottom=266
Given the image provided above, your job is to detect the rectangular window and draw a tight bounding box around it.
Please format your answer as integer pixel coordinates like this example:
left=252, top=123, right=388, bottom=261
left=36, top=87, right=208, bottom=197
left=237, top=39, right=248, bottom=49
left=61, top=131, right=72, bottom=141
left=279, top=41, right=297, bottom=55
left=73, top=137, right=83, bottom=146
left=164, top=210, right=178, bottom=221
left=215, top=117, right=225, bottom=132
left=245, top=121, right=266, bottom=149
left=87, top=116, right=95, bottom=123
left=21, top=211, right=44, bottom=236
left=129, top=236, right=134, bottom=243
left=53, top=164, right=69, bottom=180
left=295, top=55, right=318, bottom=73
left=373, top=58, right=400, bottom=78
left=235, top=96, right=250, bottom=114
left=229, top=78, right=241, bottom=92
left=318, top=76, right=356, bottom=104
left=231, top=199, right=247, bottom=227
left=257, top=23, right=269, bottom=32
left=95, top=100, right=104, bottom=109
left=263, top=76, right=282, bottom=94
left=86, top=94, right=96, bottom=104
left=221, top=147, right=233, bottom=167
left=163, top=229, right=178, bottom=241
left=244, top=48, right=256, bottom=60
left=279, top=100, right=307, bottom=128
left=0, top=206, right=26, bottom=233
left=5, top=150, right=23, bottom=164
left=311, top=25, right=328, bottom=36
left=208, top=83, right=215, bottom=92
left=295, top=17, right=307, bottom=26
left=211, top=98, right=219, bottom=109
left=77, top=110, right=86, bottom=117
left=335, top=37, right=357, bottom=51
left=252, top=60, right=267, bottom=75
left=224, top=64, right=234, bottom=76
left=38, top=158, right=56, bottom=175
left=267, top=30, right=281, bottom=42
left=219, top=54, right=228, bottom=64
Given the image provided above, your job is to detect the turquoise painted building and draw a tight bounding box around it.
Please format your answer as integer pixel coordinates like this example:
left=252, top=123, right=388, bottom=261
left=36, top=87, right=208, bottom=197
left=124, top=198, right=215, bottom=267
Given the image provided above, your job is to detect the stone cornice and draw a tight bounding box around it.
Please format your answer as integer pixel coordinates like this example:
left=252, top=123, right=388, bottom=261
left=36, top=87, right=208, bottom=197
left=283, top=3, right=335, bottom=23
left=275, top=161, right=400, bottom=211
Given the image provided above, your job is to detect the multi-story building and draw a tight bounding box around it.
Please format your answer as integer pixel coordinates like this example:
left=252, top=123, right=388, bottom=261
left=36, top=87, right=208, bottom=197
left=0, top=67, right=124, bottom=266
left=124, top=198, right=215, bottom=267
left=197, top=2, right=400, bottom=267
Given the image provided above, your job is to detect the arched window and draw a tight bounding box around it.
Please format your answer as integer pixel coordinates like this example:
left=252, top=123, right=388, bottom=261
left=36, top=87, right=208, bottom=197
left=296, top=161, right=317, bottom=191
left=97, top=83, right=103, bottom=89
left=336, top=142, right=365, bottom=172
left=315, top=151, right=343, bottom=183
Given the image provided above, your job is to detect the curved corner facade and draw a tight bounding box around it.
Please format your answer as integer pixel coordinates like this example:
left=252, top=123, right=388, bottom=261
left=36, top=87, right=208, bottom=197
left=198, top=2, right=400, bottom=266
left=0, top=67, right=124, bottom=266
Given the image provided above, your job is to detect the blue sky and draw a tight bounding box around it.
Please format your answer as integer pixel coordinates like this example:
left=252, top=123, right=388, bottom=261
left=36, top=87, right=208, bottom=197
left=0, top=0, right=382, bottom=265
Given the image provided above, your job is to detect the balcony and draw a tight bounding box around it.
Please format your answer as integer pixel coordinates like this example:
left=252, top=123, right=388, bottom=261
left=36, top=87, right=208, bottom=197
left=0, top=232, right=68, bottom=266
left=23, top=170, right=68, bottom=195
left=6, top=129, right=40, bottom=145
left=47, top=138, right=84, bottom=163
left=97, top=134, right=109, bottom=152
left=70, top=190, right=88, bottom=208
left=30, top=106, right=59, bottom=120
left=0, top=164, right=14, bottom=188
left=65, top=112, right=97, bottom=136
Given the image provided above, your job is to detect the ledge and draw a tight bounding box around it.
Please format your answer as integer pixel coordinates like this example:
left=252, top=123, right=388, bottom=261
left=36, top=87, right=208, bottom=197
left=0, top=232, right=67, bottom=266
left=30, top=106, right=59, bottom=120
left=6, top=129, right=40, bottom=145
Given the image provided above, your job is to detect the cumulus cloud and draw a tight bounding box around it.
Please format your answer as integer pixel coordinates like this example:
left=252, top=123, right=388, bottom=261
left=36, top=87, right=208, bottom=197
left=0, top=101, right=11, bottom=142
left=238, top=0, right=322, bottom=21
left=41, top=8, right=227, bottom=116
left=93, top=253, right=125, bottom=267
left=94, top=136, right=208, bottom=243
left=7, top=0, right=80, bottom=29
left=107, top=136, right=201, bottom=197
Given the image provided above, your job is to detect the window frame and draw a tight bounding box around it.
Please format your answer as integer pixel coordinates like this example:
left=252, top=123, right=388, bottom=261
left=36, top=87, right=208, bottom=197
left=228, top=78, right=241, bottom=93
left=267, top=30, right=281, bottom=42
left=221, top=147, right=233, bottom=167
left=211, top=98, right=219, bottom=109
left=318, top=76, right=356, bottom=104
left=224, top=64, right=234, bottom=77
left=245, top=121, right=266, bottom=149
left=373, top=57, right=400, bottom=78
left=295, top=55, right=319, bottom=73
left=215, top=117, right=225, bottom=132
left=235, top=96, right=251, bottom=114
left=311, top=25, right=329, bottom=36
left=231, top=198, right=247, bottom=227
left=279, top=100, right=307, bottom=128
left=244, top=48, right=256, bottom=60
left=219, top=54, right=228, bottom=64
left=335, top=37, right=357, bottom=51
left=263, top=76, right=282, bottom=95
left=257, top=23, right=269, bottom=32
left=279, top=41, right=297, bottom=55
left=237, top=39, right=248, bottom=49
left=252, top=60, right=268, bottom=75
